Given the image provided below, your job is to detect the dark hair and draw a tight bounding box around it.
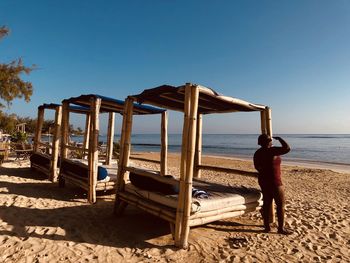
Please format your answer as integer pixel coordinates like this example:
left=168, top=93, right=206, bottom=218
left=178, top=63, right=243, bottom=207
left=258, top=134, right=272, bottom=146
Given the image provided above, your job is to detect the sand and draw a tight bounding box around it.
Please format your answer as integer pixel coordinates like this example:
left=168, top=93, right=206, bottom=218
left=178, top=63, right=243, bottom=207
left=0, top=153, right=349, bottom=263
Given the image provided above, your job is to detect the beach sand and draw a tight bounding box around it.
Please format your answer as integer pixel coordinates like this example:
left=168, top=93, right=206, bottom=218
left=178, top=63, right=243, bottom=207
left=0, top=153, right=349, bottom=262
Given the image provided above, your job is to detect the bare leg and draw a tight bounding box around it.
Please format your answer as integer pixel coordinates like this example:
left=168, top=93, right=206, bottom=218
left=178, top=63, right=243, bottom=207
left=262, top=188, right=273, bottom=232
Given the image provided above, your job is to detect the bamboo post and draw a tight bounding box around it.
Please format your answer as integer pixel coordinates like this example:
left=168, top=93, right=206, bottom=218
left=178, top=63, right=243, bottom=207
left=179, top=84, right=199, bottom=248
left=106, top=112, right=115, bottom=165
left=175, top=84, right=191, bottom=246
left=60, top=101, right=70, bottom=159
left=265, top=106, right=275, bottom=223
left=114, top=98, right=134, bottom=213
left=266, top=107, right=272, bottom=138
left=116, top=99, right=129, bottom=192
left=83, top=113, right=91, bottom=157
left=194, top=113, right=202, bottom=178
left=160, top=111, right=168, bottom=176
left=49, top=105, right=62, bottom=182
left=34, top=107, right=44, bottom=152
left=114, top=99, right=129, bottom=214
left=260, top=110, right=267, bottom=135
left=121, top=98, right=134, bottom=182
left=88, top=97, right=101, bottom=203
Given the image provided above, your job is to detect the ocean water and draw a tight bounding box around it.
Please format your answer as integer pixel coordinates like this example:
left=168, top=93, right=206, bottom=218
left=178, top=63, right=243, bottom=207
left=71, top=134, right=350, bottom=165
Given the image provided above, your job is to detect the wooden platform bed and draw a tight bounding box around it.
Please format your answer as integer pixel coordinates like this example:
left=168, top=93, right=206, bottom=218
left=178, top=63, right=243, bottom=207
left=119, top=166, right=262, bottom=227
left=114, top=83, right=272, bottom=248
left=59, top=158, right=118, bottom=192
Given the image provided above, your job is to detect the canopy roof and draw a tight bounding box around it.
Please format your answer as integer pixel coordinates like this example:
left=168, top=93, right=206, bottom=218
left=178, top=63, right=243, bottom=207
left=132, top=84, right=266, bottom=114
left=63, top=94, right=165, bottom=115
left=38, top=103, right=89, bottom=114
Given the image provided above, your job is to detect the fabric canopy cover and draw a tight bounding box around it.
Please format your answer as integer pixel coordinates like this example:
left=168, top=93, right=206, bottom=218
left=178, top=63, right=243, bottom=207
left=132, top=84, right=266, bottom=114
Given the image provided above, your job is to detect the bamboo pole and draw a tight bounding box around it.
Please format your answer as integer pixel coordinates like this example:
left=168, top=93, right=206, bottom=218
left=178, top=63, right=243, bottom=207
left=122, top=98, right=134, bottom=181
left=160, top=111, right=168, bottom=176
left=194, top=113, right=202, bottom=178
left=88, top=97, right=101, bottom=203
left=265, top=106, right=275, bottom=223
left=115, top=99, right=129, bottom=193
left=106, top=112, right=115, bottom=165
left=266, top=107, right=272, bottom=138
left=49, top=105, right=62, bottom=182
left=83, top=114, right=91, bottom=155
left=174, top=84, right=191, bottom=246
left=114, top=98, right=134, bottom=213
left=260, top=110, right=267, bottom=135
left=34, top=108, right=44, bottom=152
left=60, top=101, right=70, bottom=159
left=179, top=84, right=199, bottom=248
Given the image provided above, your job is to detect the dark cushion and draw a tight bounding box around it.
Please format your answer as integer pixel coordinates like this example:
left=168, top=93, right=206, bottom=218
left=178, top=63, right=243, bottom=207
left=60, top=160, right=89, bottom=178
left=97, top=166, right=108, bottom=180
left=129, top=173, right=179, bottom=195
left=61, top=160, right=107, bottom=181
left=30, top=153, right=51, bottom=169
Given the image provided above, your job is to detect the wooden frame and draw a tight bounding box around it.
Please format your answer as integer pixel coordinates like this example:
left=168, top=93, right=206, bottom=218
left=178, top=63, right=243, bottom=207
left=114, top=83, right=270, bottom=248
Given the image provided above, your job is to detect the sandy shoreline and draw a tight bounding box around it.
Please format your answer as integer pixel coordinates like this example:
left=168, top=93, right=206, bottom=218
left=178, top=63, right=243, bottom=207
left=0, top=153, right=349, bottom=262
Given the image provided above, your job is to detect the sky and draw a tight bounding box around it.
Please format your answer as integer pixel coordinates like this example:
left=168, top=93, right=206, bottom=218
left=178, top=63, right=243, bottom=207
left=1, top=0, right=349, bottom=134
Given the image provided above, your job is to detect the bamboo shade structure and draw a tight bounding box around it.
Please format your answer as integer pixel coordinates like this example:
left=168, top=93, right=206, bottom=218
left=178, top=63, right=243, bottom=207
left=59, top=94, right=165, bottom=204
left=114, top=83, right=270, bottom=248
left=31, top=103, right=89, bottom=182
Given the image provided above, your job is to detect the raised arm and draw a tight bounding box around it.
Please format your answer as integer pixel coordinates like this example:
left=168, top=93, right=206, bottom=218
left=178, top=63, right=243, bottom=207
left=271, top=136, right=291, bottom=155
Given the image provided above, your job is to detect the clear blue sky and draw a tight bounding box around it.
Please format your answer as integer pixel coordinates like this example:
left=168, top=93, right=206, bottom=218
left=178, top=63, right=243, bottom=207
left=1, top=0, right=349, bottom=134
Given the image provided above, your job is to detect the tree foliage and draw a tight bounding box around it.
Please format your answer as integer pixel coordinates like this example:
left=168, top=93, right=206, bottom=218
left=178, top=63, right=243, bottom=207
left=0, top=26, right=34, bottom=108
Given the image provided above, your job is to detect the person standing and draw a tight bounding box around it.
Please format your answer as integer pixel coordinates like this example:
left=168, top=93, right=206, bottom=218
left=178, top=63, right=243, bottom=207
left=254, top=134, right=291, bottom=234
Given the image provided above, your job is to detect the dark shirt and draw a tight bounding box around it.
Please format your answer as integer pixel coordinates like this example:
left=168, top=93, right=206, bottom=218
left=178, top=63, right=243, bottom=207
left=254, top=147, right=285, bottom=188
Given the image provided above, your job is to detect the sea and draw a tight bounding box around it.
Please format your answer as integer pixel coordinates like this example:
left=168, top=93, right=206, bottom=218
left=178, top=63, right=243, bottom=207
left=70, top=134, right=350, bottom=166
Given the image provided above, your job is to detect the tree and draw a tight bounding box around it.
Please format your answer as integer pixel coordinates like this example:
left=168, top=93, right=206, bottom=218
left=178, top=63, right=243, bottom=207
left=0, top=26, right=35, bottom=108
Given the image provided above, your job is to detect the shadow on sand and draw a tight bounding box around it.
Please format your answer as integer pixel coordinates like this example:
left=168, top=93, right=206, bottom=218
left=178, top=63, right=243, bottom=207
left=0, top=165, right=175, bottom=249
